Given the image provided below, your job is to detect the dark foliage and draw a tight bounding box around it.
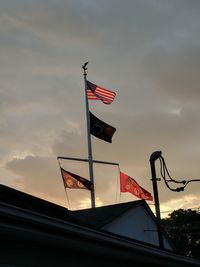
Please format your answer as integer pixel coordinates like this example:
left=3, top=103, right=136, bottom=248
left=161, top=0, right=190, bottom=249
left=162, top=209, right=200, bottom=259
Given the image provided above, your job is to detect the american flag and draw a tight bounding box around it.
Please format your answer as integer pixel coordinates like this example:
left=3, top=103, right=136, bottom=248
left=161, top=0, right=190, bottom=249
left=87, top=80, right=116, bottom=104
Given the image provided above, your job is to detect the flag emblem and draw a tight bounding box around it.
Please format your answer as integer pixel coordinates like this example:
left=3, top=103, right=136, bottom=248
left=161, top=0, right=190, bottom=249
left=66, top=177, right=74, bottom=188
left=77, top=181, right=85, bottom=188
left=87, top=80, right=116, bottom=104
left=125, top=184, right=131, bottom=190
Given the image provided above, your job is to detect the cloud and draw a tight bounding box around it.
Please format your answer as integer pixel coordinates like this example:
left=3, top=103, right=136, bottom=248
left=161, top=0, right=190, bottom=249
left=142, top=44, right=200, bottom=102
left=160, top=193, right=200, bottom=218
left=0, top=0, right=200, bottom=212
left=6, top=156, right=64, bottom=200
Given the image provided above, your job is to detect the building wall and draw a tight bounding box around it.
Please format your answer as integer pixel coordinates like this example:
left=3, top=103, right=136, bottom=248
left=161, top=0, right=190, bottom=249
left=0, top=201, right=199, bottom=267
left=102, top=206, right=172, bottom=250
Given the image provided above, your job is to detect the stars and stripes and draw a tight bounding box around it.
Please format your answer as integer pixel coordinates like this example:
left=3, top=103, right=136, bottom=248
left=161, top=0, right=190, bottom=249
left=87, top=80, right=116, bottom=104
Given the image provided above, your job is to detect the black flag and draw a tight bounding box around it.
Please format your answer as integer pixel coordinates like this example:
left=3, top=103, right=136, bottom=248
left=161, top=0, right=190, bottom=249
left=61, top=168, right=93, bottom=191
left=89, top=112, right=116, bottom=143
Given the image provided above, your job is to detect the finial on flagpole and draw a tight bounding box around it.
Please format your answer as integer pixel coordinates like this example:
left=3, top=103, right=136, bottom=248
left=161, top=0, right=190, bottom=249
left=82, top=61, right=89, bottom=75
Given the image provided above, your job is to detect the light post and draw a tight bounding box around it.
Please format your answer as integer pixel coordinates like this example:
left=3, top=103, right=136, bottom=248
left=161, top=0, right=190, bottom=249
left=150, top=151, right=164, bottom=248
left=149, top=150, right=200, bottom=249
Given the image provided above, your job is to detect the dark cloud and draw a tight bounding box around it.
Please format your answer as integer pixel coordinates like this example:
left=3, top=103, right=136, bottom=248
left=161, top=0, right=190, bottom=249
left=142, top=44, right=200, bottom=101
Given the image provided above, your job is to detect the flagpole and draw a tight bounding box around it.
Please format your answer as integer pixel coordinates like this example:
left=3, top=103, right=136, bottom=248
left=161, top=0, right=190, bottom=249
left=82, top=62, right=95, bottom=208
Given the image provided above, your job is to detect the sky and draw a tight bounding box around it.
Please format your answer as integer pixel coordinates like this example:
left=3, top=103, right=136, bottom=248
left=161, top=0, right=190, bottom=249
left=0, top=0, right=200, bottom=217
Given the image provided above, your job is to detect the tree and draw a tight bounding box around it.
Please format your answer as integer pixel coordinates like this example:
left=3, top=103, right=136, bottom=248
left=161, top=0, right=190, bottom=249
left=162, top=209, right=200, bottom=259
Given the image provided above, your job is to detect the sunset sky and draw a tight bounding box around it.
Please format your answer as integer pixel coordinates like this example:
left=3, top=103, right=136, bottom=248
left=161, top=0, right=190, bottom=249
left=1, top=0, right=200, bottom=217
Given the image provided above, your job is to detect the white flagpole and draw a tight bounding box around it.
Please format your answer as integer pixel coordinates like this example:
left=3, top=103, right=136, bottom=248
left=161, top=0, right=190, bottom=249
left=82, top=62, right=95, bottom=208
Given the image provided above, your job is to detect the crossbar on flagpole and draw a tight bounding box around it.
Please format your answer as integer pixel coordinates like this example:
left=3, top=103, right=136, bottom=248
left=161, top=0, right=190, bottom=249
left=82, top=62, right=95, bottom=208
left=57, top=156, right=119, bottom=166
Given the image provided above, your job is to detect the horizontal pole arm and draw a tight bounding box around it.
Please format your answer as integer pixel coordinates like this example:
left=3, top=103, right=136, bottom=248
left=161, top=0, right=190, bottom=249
left=57, top=156, right=119, bottom=166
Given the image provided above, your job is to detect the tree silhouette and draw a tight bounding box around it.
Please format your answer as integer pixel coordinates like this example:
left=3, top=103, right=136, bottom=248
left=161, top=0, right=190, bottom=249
left=162, top=209, right=200, bottom=259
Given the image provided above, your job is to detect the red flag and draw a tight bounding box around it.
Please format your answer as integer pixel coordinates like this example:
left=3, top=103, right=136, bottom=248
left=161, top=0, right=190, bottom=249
left=87, top=80, right=116, bottom=104
left=61, top=168, right=93, bottom=191
left=120, top=172, right=153, bottom=201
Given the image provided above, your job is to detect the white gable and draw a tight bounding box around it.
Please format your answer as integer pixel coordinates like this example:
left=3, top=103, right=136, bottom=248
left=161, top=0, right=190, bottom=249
left=102, top=205, right=173, bottom=250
